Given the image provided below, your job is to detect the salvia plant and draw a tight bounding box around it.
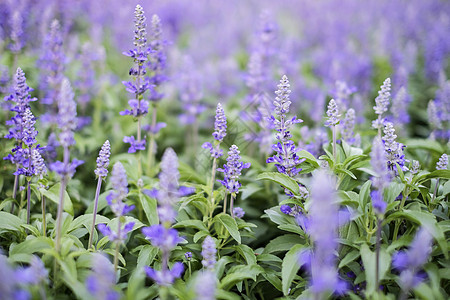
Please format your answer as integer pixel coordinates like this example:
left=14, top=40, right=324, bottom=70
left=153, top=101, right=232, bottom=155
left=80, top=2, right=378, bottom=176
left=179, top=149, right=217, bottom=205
left=0, top=1, right=449, bottom=300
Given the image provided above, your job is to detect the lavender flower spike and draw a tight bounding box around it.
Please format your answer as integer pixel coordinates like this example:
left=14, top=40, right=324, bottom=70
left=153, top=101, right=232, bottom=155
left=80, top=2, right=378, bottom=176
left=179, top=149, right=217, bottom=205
left=95, top=140, right=111, bottom=179
left=298, top=171, right=346, bottom=296
left=195, top=270, right=217, bottom=300
left=202, top=103, right=227, bottom=158
left=31, top=149, right=47, bottom=179
left=218, top=145, right=250, bottom=195
left=372, top=78, right=391, bottom=132
left=436, top=154, right=448, bottom=170
left=267, top=75, right=304, bottom=177
left=392, top=227, right=433, bottom=294
left=383, top=122, right=408, bottom=173
left=325, top=99, right=340, bottom=127
left=89, top=140, right=112, bottom=249
left=371, top=136, right=390, bottom=192
left=201, top=236, right=217, bottom=271
left=86, top=253, right=120, bottom=300
left=341, top=108, right=359, bottom=146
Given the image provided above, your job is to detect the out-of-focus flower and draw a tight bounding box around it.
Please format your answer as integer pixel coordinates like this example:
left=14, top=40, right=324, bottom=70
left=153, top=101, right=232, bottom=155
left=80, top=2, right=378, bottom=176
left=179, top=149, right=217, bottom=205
left=201, top=236, right=217, bottom=271
left=372, top=78, right=391, bottom=131
left=86, top=253, right=119, bottom=300
left=436, top=154, right=448, bottom=170
left=232, top=207, right=245, bottom=218
left=325, top=99, right=340, bottom=127
left=383, top=122, right=408, bottom=173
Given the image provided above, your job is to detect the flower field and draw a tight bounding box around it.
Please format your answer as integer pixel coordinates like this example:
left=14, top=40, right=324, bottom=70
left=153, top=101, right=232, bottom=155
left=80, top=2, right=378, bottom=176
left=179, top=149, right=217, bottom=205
left=0, top=0, right=449, bottom=299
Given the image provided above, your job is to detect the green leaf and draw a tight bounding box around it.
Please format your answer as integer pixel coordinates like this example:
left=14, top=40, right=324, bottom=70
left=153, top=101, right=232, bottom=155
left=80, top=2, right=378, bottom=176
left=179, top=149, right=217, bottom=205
left=263, top=234, right=305, bottom=254
left=234, top=244, right=256, bottom=265
left=10, top=237, right=53, bottom=257
left=40, top=183, right=73, bottom=215
left=140, top=192, right=158, bottom=225
left=173, top=220, right=208, bottom=232
left=405, top=139, right=444, bottom=154
left=297, top=150, right=320, bottom=168
left=68, top=214, right=110, bottom=232
left=137, top=245, right=159, bottom=269
left=360, top=244, right=391, bottom=295
left=0, top=211, right=25, bottom=233
left=339, top=250, right=360, bottom=269
left=359, top=181, right=372, bottom=210
left=256, top=172, right=301, bottom=196
left=219, top=265, right=263, bottom=290
left=282, top=244, right=304, bottom=295
left=384, top=210, right=448, bottom=258
left=217, top=213, right=241, bottom=244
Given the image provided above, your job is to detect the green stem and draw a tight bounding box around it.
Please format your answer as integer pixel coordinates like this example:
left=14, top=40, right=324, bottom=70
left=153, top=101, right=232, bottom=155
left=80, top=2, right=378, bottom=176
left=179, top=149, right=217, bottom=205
left=230, top=193, right=235, bottom=217
left=26, top=179, right=31, bottom=225
left=146, top=103, right=158, bottom=176
left=431, top=178, right=440, bottom=207
left=114, top=221, right=122, bottom=273
left=88, top=177, right=103, bottom=249
left=223, top=192, right=228, bottom=214
left=11, top=167, right=19, bottom=213
left=42, top=194, right=46, bottom=237
left=55, top=146, right=70, bottom=253
left=332, top=125, right=337, bottom=161
left=375, top=218, right=382, bottom=290
left=208, top=157, right=218, bottom=218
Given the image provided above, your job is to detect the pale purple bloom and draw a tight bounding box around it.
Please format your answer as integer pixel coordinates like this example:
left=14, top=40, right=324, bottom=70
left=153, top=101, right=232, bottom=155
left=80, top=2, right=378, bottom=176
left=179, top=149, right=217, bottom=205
left=56, top=78, right=77, bottom=148
left=49, top=159, right=84, bottom=178
left=142, top=122, right=166, bottom=135
left=427, top=100, right=442, bottom=139
left=267, top=75, right=304, bottom=177
left=330, top=80, right=356, bottom=112
left=98, top=222, right=135, bottom=243
left=372, top=78, right=391, bottom=130
left=201, top=236, right=217, bottom=271
left=95, top=140, right=111, bottom=178
left=105, top=162, right=133, bottom=218
left=184, top=252, right=192, bottom=260
left=436, top=154, right=448, bottom=170
left=120, top=99, right=149, bottom=117
left=325, top=99, right=340, bottom=127
left=341, top=108, right=359, bottom=146
left=298, top=171, right=346, bottom=296
left=217, top=145, right=250, bottom=194
left=21, top=108, right=37, bottom=147
left=147, top=14, right=168, bottom=95
left=383, top=122, right=408, bottom=173
left=86, top=253, right=119, bottom=300
left=16, top=256, right=48, bottom=285
left=371, top=136, right=390, bottom=191
left=144, top=262, right=184, bottom=287
left=142, top=225, right=182, bottom=252
left=0, top=255, right=31, bottom=300
left=123, top=136, right=146, bottom=153
left=392, top=227, right=433, bottom=291
left=9, top=9, right=23, bottom=53
left=410, top=160, right=420, bottom=175
left=371, top=190, right=386, bottom=215
left=195, top=270, right=216, bottom=300
left=31, top=149, right=47, bottom=179
left=232, top=207, right=245, bottom=219
left=202, top=103, right=227, bottom=158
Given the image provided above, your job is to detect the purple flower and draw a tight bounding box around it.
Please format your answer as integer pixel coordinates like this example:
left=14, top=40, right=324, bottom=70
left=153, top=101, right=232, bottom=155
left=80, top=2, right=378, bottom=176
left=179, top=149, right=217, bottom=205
left=371, top=136, right=390, bottom=191
left=120, top=99, right=149, bottom=117
left=383, top=122, right=408, bottom=173
left=98, top=222, right=135, bottom=243
left=0, top=255, right=30, bottom=299
left=105, top=162, right=132, bottom=217
left=232, top=207, right=245, bottom=219
left=217, top=145, right=251, bottom=194
left=95, top=140, right=111, bottom=178
left=142, top=225, right=182, bottom=252
left=371, top=190, right=386, bottom=215
left=123, top=136, right=146, bottom=153
left=86, top=253, right=119, bottom=300
left=31, top=149, right=47, bottom=179
left=372, top=78, right=391, bottom=130
left=298, top=171, right=345, bottom=296
left=280, top=205, right=292, bottom=215
left=57, top=78, right=77, bottom=148
left=436, top=154, right=448, bottom=170
left=15, top=256, right=48, bottom=286
left=212, top=103, right=227, bottom=142
left=144, top=262, right=184, bottom=286
left=147, top=14, right=168, bottom=96
left=325, top=99, right=340, bottom=127
left=142, top=122, right=166, bottom=134
left=184, top=252, right=192, bottom=260
left=21, top=108, right=37, bottom=147
left=392, top=227, right=433, bottom=291
left=267, top=75, right=304, bottom=177
left=49, top=159, right=84, bottom=178
left=341, top=108, right=359, bottom=146
left=391, top=87, right=411, bottom=126
left=201, top=236, right=217, bottom=271
left=195, top=270, right=216, bottom=300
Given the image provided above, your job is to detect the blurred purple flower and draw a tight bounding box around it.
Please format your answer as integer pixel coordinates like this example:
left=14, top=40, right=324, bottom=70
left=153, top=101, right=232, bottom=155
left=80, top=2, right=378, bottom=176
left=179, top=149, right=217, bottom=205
left=201, top=236, right=217, bottom=271
left=86, top=253, right=119, bottom=300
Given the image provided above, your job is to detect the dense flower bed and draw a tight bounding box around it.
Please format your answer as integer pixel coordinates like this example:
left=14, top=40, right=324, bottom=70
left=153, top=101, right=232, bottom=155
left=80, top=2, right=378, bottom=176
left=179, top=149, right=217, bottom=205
left=0, top=1, right=449, bottom=299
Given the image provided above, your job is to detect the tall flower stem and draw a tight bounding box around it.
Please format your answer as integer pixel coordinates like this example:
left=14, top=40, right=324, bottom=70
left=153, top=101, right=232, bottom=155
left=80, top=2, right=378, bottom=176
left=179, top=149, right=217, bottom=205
left=26, top=179, right=31, bottom=225
left=10, top=169, right=19, bottom=213
left=375, top=218, right=382, bottom=289
left=89, top=177, right=103, bottom=249
left=42, top=194, right=46, bottom=236
left=55, top=146, right=69, bottom=252
left=431, top=178, right=440, bottom=205
left=114, top=221, right=122, bottom=273
left=332, top=125, right=337, bottom=161
left=229, top=193, right=236, bottom=217
left=147, top=104, right=158, bottom=175
left=223, top=193, right=228, bottom=214
left=208, top=157, right=218, bottom=218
